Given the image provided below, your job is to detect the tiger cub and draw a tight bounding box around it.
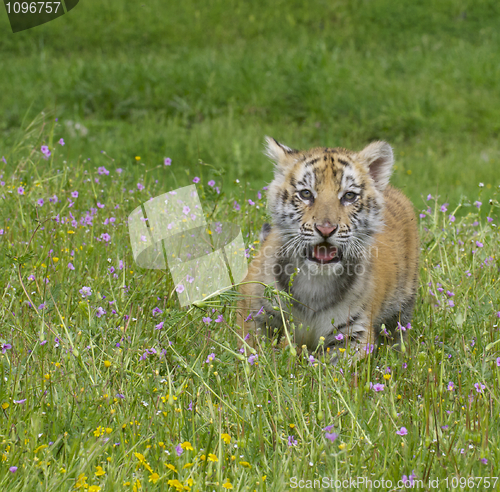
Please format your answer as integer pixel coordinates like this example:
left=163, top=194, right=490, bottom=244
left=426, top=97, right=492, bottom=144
left=237, top=138, right=419, bottom=361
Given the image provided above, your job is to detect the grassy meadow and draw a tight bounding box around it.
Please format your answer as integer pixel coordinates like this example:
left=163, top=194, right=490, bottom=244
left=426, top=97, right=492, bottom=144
left=1, top=0, right=500, bottom=490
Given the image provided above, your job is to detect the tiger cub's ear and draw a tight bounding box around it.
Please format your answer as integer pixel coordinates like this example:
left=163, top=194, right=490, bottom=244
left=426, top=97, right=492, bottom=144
left=264, top=137, right=296, bottom=174
left=357, top=141, right=394, bottom=192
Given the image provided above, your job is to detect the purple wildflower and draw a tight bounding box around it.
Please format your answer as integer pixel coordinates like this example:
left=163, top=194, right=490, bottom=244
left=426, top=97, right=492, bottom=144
left=155, top=322, right=164, bottom=330
left=440, top=203, right=448, bottom=212
left=17, top=187, right=24, bottom=195
left=58, top=138, right=65, bottom=146
left=248, top=354, right=258, bottom=365
left=208, top=180, right=215, bottom=187
left=101, top=233, right=111, bottom=242
left=287, top=436, right=298, bottom=447
left=41, top=145, right=51, bottom=158
left=205, top=353, right=215, bottom=363
left=335, top=333, right=344, bottom=341
left=215, top=315, right=224, bottom=323
left=79, top=286, right=92, bottom=297
left=447, top=381, right=455, bottom=391
left=164, top=157, right=172, bottom=166
left=9, top=467, right=17, bottom=473
left=474, top=383, right=485, bottom=393
left=1, top=343, right=12, bottom=354
left=372, top=383, right=385, bottom=392
left=192, top=177, right=200, bottom=184
left=176, top=284, right=185, bottom=294
left=396, top=322, right=411, bottom=331
left=233, top=201, right=240, bottom=211
left=202, top=317, right=212, bottom=324
left=98, top=166, right=109, bottom=175
left=325, top=432, right=338, bottom=442
left=96, top=307, right=106, bottom=318
left=152, top=307, right=163, bottom=316
left=175, top=444, right=183, bottom=457
left=137, top=183, right=145, bottom=191
left=496, top=357, right=500, bottom=367
left=475, top=201, right=482, bottom=208
left=396, top=427, right=408, bottom=436
left=71, top=191, right=78, bottom=198
left=37, top=198, right=44, bottom=206
left=402, top=472, right=416, bottom=486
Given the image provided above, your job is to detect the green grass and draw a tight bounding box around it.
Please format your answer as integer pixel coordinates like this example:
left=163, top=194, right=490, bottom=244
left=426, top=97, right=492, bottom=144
left=1, top=0, right=500, bottom=206
left=0, top=119, right=500, bottom=490
left=1, top=1, right=500, bottom=490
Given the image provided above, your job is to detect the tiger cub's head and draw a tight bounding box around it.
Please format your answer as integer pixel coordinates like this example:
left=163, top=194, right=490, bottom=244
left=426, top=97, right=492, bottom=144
left=265, top=138, right=394, bottom=266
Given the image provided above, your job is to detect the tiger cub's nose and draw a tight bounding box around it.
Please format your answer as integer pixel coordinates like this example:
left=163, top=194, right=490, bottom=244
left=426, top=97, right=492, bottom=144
left=314, top=222, right=338, bottom=238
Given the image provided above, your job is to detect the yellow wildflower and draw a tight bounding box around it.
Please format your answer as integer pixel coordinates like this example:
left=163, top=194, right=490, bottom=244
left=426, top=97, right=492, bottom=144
left=149, top=473, right=160, bottom=484
left=74, top=473, right=88, bottom=489
left=104, top=360, right=111, bottom=368
left=221, top=433, right=231, bottom=444
left=208, top=453, right=218, bottom=462
left=181, top=441, right=194, bottom=451
left=134, top=452, right=146, bottom=464
left=183, top=463, right=193, bottom=469
left=167, top=479, right=184, bottom=491
left=165, top=463, right=177, bottom=472
left=34, top=444, right=48, bottom=454
left=239, top=461, right=251, bottom=468
left=88, top=487, right=101, bottom=492
left=222, top=480, right=233, bottom=489
left=95, top=465, right=105, bottom=476
left=1, top=403, right=9, bottom=410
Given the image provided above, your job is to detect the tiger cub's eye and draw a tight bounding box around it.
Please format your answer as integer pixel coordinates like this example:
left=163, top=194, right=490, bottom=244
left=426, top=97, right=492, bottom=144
left=342, top=191, right=357, bottom=203
left=299, top=189, right=313, bottom=200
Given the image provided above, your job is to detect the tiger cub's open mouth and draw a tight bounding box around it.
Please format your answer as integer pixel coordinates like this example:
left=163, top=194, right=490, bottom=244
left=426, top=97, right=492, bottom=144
left=306, top=242, right=342, bottom=264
